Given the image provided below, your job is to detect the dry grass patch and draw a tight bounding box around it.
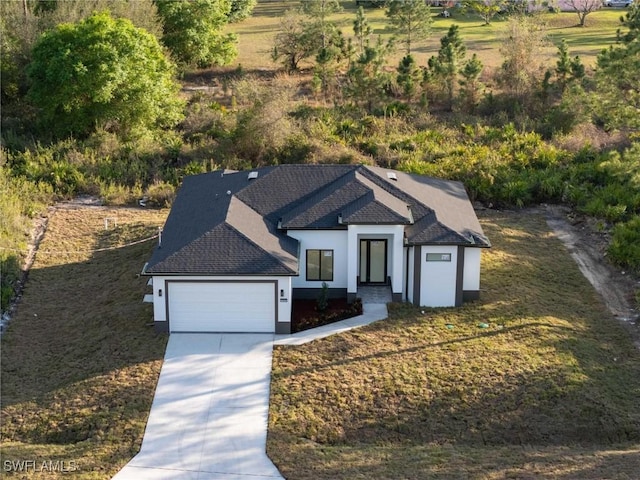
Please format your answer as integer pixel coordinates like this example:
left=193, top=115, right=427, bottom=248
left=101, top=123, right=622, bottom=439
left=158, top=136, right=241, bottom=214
left=1, top=206, right=168, bottom=478
left=268, top=210, right=640, bottom=479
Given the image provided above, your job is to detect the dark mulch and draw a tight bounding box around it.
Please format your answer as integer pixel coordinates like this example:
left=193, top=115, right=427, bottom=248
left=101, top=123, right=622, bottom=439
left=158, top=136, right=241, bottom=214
left=291, top=298, right=363, bottom=333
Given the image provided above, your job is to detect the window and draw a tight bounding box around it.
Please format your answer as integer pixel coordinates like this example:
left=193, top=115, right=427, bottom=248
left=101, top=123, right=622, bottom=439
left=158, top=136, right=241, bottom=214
left=426, top=253, right=451, bottom=262
left=306, top=249, right=333, bottom=281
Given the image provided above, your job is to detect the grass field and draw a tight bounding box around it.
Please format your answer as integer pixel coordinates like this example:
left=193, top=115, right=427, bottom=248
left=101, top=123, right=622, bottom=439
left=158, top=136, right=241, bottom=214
left=268, top=210, right=640, bottom=479
left=0, top=206, right=168, bottom=478
left=230, top=1, right=625, bottom=72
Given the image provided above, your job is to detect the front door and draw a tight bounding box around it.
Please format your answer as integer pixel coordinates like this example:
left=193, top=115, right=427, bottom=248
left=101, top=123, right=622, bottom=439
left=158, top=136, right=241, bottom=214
left=359, top=239, right=387, bottom=284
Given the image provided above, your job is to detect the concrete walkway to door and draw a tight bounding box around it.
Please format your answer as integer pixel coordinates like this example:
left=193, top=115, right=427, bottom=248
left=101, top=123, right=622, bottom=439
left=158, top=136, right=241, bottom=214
left=112, top=334, right=283, bottom=480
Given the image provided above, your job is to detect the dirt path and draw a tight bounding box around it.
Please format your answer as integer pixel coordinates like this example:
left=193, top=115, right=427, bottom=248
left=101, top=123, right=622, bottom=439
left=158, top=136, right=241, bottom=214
left=543, top=205, right=640, bottom=350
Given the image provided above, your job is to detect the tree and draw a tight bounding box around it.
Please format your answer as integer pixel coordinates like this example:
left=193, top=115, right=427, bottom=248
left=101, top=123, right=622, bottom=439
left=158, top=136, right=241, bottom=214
left=593, top=3, right=640, bottom=130
left=27, top=11, right=184, bottom=138
left=346, top=36, right=394, bottom=112
left=155, top=0, right=237, bottom=68
left=386, top=0, right=432, bottom=55
left=1, top=0, right=161, bottom=104
left=297, top=0, right=346, bottom=96
left=353, top=5, right=372, bottom=55
left=272, top=10, right=316, bottom=72
left=228, top=0, right=257, bottom=22
left=427, top=25, right=467, bottom=110
left=301, top=0, right=342, bottom=50
left=396, top=54, right=422, bottom=99
left=463, top=0, right=506, bottom=26
left=554, top=39, right=585, bottom=92
left=496, top=15, right=549, bottom=103
left=566, top=0, right=602, bottom=27
left=459, top=53, right=484, bottom=112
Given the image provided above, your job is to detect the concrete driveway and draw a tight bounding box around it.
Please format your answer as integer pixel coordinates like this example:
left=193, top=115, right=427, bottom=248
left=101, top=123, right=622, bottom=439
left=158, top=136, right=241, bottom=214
left=113, top=333, right=283, bottom=480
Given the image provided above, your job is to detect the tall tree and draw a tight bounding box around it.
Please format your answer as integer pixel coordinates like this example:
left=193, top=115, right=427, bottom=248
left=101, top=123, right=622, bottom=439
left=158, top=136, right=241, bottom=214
left=593, top=3, right=640, bottom=130
left=27, top=11, right=184, bottom=138
left=155, top=0, right=237, bottom=68
left=459, top=53, right=484, bottom=113
left=386, top=0, right=432, bottom=55
left=346, top=36, right=394, bottom=112
left=427, top=25, right=467, bottom=110
left=353, top=5, right=372, bottom=55
left=566, top=0, right=602, bottom=27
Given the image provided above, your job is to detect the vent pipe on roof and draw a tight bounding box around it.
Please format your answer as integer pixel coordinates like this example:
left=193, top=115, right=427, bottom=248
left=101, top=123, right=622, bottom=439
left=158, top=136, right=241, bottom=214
left=387, top=172, right=398, bottom=181
left=248, top=171, right=259, bottom=180
left=158, top=228, right=162, bottom=248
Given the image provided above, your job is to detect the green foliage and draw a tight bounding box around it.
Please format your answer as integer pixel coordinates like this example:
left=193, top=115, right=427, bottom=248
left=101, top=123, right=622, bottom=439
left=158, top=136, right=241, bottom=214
left=155, top=0, right=237, bottom=68
left=228, top=0, right=257, bottom=22
left=0, top=165, right=53, bottom=312
left=609, top=216, right=640, bottom=271
left=593, top=3, right=640, bottom=131
left=427, top=25, right=467, bottom=111
left=385, top=0, right=432, bottom=55
left=396, top=54, right=422, bottom=100
left=459, top=54, right=484, bottom=113
left=353, top=6, right=372, bottom=55
left=317, top=282, right=329, bottom=312
left=346, top=36, right=394, bottom=112
left=27, top=11, right=184, bottom=138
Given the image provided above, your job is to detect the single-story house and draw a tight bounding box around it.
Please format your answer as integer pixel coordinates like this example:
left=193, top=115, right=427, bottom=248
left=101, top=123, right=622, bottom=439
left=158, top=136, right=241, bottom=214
left=143, top=164, right=490, bottom=334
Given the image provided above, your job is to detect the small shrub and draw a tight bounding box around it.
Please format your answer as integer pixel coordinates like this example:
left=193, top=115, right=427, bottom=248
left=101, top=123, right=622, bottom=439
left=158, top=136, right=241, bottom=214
left=317, top=282, right=329, bottom=313
left=144, top=182, right=176, bottom=208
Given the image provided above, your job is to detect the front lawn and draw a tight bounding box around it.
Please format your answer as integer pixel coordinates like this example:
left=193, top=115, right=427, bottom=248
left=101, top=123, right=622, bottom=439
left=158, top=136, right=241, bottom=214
left=268, top=210, right=640, bottom=479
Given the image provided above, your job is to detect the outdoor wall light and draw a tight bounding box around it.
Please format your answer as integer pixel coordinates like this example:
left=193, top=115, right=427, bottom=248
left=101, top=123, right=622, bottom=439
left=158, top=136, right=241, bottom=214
left=280, top=289, right=285, bottom=298
left=158, top=289, right=162, bottom=297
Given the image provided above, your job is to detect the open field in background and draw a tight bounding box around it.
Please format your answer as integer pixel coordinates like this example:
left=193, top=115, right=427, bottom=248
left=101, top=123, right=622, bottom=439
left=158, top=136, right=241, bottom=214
left=268, top=210, right=640, bottom=479
left=0, top=206, right=168, bottom=478
left=229, top=0, right=625, bottom=72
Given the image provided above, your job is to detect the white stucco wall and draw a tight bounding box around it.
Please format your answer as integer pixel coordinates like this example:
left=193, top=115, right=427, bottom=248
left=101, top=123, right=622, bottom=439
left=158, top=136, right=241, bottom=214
left=286, top=230, right=348, bottom=289
left=150, top=275, right=292, bottom=324
left=463, top=247, right=481, bottom=291
left=420, top=245, right=458, bottom=307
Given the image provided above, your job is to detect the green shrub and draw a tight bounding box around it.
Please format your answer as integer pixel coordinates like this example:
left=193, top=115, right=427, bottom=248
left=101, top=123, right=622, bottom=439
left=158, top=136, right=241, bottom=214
left=144, top=182, right=176, bottom=207
left=608, top=216, right=640, bottom=273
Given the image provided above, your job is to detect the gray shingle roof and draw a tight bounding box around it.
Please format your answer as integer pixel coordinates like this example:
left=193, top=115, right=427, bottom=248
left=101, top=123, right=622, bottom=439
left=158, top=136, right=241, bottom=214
left=146, top=164, right=489, bottom=276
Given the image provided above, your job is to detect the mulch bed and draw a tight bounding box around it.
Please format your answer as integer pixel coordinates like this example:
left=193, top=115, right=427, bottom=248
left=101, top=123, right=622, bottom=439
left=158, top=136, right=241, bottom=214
left=291, top=297, right=363, bottom=333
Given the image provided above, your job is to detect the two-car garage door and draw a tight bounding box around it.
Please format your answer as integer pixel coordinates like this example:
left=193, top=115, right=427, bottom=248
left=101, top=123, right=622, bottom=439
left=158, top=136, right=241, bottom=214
left=167, top=282, right=276, bottom=333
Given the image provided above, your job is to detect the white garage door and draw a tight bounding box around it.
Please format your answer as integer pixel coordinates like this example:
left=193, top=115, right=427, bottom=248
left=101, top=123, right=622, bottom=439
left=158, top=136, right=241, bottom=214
left=168, top=282, right=275, bottom=332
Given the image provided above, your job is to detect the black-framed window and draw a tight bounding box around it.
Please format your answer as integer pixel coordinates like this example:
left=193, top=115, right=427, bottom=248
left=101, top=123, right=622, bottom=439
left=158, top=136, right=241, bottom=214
left=306, top=249, right=334, bottom=281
